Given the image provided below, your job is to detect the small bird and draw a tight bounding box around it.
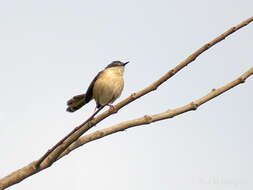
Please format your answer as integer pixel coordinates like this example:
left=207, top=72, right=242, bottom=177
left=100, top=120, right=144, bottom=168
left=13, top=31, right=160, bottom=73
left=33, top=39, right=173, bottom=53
left=66, top=61, right=129, bottom=112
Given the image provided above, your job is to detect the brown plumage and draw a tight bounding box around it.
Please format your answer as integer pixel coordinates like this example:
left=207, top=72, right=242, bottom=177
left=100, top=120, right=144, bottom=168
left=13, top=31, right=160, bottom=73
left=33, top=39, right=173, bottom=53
left=66, top=94, right=86, bottom=112
left=66, top=61, right=128, bottom=112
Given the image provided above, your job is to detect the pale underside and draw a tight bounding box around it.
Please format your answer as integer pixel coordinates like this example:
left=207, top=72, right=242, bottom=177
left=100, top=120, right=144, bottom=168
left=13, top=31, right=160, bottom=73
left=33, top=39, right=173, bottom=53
left=92, top=66, right=124, bottom=107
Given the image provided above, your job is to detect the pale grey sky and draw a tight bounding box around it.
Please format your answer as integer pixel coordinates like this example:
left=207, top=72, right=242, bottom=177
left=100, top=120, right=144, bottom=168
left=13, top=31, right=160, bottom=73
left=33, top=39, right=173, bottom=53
left=0, top=0, right=252, bottom=190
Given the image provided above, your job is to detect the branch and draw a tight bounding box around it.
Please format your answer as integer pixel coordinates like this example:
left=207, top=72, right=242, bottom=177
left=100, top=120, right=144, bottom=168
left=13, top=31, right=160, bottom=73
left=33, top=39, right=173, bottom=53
left=0, top=16, right=252, bottom=190
left=35, top=105, right=106, bottom=167
left=58, top=67, right=253, bottom=157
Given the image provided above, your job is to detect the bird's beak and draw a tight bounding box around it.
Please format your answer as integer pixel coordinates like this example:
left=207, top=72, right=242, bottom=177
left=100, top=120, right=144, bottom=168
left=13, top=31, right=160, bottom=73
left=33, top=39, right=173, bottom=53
left=123, top=61, right=129, bottom=66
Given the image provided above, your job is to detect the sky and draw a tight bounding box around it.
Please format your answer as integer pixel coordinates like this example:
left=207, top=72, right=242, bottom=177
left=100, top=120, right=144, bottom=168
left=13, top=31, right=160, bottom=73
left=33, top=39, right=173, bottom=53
left=0, top=0, right=252, bottom=190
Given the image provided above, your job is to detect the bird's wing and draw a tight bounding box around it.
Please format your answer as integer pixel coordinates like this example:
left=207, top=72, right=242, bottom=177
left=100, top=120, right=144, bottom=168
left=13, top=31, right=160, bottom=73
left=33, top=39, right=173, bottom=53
left=85, top=70, right=104, bottom=103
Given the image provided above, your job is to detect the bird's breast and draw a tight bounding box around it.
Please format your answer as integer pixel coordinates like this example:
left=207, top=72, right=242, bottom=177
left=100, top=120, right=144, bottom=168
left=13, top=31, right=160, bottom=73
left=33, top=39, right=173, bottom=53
left=93, top=69, right=124, bottom=106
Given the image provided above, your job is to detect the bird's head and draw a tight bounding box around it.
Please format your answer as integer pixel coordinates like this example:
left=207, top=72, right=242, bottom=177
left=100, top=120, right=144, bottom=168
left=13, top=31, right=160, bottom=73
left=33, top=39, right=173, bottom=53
left=105, top=61, right=129, bottom=69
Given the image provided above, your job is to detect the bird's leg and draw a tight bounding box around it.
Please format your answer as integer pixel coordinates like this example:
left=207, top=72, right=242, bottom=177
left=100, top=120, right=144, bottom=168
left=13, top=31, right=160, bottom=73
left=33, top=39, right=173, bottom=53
left=93, top=106, right=97, bottom=113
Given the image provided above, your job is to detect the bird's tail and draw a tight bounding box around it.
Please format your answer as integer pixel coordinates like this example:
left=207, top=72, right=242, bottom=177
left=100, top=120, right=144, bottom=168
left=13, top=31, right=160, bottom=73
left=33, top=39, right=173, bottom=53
left=66, top=94, right=86, bottom=112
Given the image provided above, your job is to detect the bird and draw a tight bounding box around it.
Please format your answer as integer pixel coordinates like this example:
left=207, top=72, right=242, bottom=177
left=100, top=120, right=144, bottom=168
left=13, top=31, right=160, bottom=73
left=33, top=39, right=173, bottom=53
left=66, top=61, right=129, bottom=112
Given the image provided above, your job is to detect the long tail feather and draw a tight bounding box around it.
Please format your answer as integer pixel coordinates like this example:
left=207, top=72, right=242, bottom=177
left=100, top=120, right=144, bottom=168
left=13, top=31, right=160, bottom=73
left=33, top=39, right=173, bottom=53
left=66, top=94, right=86, bottom=112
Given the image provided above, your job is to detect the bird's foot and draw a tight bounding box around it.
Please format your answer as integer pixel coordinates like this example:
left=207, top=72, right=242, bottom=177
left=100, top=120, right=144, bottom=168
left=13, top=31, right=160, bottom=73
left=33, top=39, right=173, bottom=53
left=107, top=104, right=117, bottom=113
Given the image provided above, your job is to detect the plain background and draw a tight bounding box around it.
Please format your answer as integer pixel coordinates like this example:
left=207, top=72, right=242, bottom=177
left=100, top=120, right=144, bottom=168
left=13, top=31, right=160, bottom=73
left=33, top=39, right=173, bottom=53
left=0, top=1, right=252, bottom=189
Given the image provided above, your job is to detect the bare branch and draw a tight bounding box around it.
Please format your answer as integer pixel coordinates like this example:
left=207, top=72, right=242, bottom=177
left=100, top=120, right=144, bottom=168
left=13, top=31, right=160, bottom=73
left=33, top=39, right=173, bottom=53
left=35, top=105, right=106, bottom=167
left=58, top=67, right=253, bottom=158
left=0, top=16, right=252, bottom=190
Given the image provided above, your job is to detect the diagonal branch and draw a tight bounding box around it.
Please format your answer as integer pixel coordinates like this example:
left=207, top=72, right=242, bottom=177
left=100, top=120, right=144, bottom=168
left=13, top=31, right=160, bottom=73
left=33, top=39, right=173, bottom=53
left=0, top=16, right=252, bottom=190
left=57, top=67, right=253, bottom=158
left=35, top=105, right=106, bottom=167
